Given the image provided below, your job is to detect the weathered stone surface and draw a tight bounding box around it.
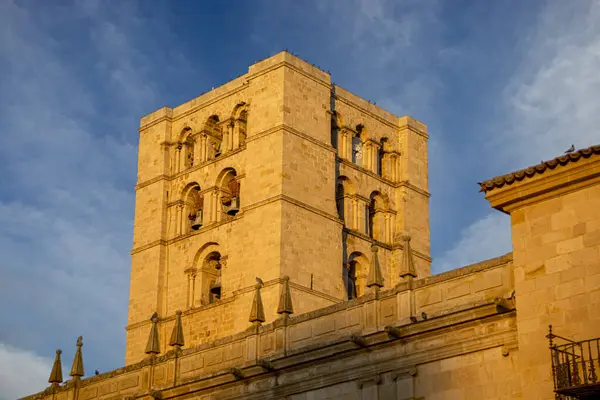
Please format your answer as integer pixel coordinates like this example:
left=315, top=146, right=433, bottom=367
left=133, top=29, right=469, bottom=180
left=20, top=52, right=600, bottom=400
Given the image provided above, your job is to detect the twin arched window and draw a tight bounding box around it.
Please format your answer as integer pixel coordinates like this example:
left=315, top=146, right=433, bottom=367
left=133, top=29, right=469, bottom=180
left=175, top=105, right=248, bottom=174
left=180, top=168, right=241, bottom=235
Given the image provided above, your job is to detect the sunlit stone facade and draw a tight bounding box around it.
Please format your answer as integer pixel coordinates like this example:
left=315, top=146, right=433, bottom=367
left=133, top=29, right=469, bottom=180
left=22, top=52, right=600, bottom=400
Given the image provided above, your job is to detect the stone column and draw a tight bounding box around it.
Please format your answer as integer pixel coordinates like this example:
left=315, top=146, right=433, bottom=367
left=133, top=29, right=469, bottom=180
left=186, top=273, right=192, bottom=308
left=221, top=124, right=229, bottom=154
left=358, top=199, right=368, bottom=234
left=175, top=204, right=183, bottom=236
left=364, top=142, right=371, bottom=171
left=372, top=143, right=380, bottom=173
left=178, top=144, right=187, bottom=172
left=346, top=132, right=354, bottom=162
left=174, top=144, right=182, bottom=174
left=384, top=213, right=392, bottom=243
left=352, top=198, right=359, bottom=230
left=199, top=134, right=207, bottom=163
left=232, top=121, right=240, bottom=149
left=216, top=191, right=223, bottom=222
left=207, top=190, right=216, bottom=224
left=185, top=268, right=197, bottom=309
left=381, top=152, right=388, bottom=179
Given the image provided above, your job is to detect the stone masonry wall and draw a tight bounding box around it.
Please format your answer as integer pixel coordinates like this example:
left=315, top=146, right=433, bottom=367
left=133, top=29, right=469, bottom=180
left=24, top=254, right=517, bottom=400
left=511, top=180, right=600, bottom=399
left=126, top=52, right=432, bottom=364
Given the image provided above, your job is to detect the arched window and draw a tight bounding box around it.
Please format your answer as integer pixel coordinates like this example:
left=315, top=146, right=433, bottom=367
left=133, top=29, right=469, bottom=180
left=228, top=103, right=249, bottom=151
left=179, top=128, right=195, bottom=170
left=345, top=252, right=368, bottom=299
left=237, top=110, right=248, bottom=146
left=368, top=191, right=387, bottom=241
left=352, top=135, right=363, bottom=166
left=336, top=183, right=344, bottom=220
left=377, top=147, right=384, bottom=176
left=218, top=168, right=240, bottom=217
left=352, top=124, right=369, bottom=169
left=368, top=199, right=375, bottom=238
left=201, top=251, right=222, bottom=305
left=331, top=112, right=343, bottom=150
left=203, top=115, right=223, bottom=161
left=184, top=184, right=203, bottom=232
left=336, top=176, right=355, bottom=226
left=347, top=261, right=358, bottom=300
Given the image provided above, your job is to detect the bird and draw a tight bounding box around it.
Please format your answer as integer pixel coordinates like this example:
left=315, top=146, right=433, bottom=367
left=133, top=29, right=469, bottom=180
left=410, top=315, right=418, bottom=323
left=565, top=144, right=575, bottom=153
left=421, top=312, right=428, bottom=320
left=256, top=277, right=264, bottom=286
left=95, top=370, right=100, bottom=375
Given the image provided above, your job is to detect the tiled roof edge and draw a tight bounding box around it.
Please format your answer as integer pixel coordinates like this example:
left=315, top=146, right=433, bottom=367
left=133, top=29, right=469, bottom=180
left=479, top=145, right=600, bottom=193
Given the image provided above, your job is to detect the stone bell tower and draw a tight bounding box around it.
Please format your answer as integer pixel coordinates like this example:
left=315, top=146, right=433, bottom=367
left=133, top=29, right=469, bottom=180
left=125, top=51, right=430, bottom=365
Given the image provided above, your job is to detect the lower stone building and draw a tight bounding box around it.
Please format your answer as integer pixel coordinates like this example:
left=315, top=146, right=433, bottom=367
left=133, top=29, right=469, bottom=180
left=20, top=52, right=600, bottom=400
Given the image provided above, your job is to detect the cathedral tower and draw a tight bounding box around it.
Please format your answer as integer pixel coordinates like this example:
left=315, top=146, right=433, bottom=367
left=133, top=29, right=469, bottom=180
left=126, top=51, right=430, bottom=364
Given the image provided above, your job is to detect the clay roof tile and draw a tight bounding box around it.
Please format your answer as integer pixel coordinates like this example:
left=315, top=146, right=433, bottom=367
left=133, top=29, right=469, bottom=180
left=479, top=144, right=600, bottom=192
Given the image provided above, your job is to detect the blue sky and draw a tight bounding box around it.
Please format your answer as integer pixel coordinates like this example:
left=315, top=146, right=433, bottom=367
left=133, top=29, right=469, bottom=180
left=1, top=0, right=599, bottom=397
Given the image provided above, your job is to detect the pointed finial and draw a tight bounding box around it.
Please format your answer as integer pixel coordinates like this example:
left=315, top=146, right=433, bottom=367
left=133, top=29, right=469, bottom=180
left=69, top=336, right=84, bottom=380
left=249, top=278, right=266, bottom=325
left=277, top=276, right=294, bottom=317
left=367, top=245, right=384, bottom=289
left=169, top=310, right=185, bottom=349
left=48, top=349, right=63, bottom=386
left=145, top=312, right=160, bottom=355
left=399, top=233, right=417, bottom=279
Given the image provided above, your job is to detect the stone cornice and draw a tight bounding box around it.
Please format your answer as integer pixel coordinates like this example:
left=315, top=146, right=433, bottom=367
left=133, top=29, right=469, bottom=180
left=135, top=146, right=246, bottom=190
left=135, top=174, right=169, bottom=191
left=338, top=158, right=431, bottom=198
left=413, top=252, right=512, bottom=289
left=135, top=120, right=341, bottom=191
left=243, top=193, right=341, bottom=225
left=245, top=123, right=336, bottom=154
left=342, top=228, right=432, bottom=263
left=332, top=90, right=429, bottom=140
left=138, top=58, right=334, bottom=133
left=132, top=194, right=340, bottom=254
left=249, top=59, right=331, bottom=88
left=124, top=278, right=340, bottom=332
left=484, top=155, right=600, bottom=214
left=130, top=239, right=166, bottom=255
left=129, top=207, right=433, bottom=268
left=138, top=84, right=248, bottom=132
left=32, top=301, right=514, bottom=400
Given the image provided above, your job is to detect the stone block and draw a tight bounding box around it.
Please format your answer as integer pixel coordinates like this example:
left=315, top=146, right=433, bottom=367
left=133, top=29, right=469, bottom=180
left=416, top=286, right=442, bottom=306
left=119, top=374, right=139, bottom=390
left=556, top=236, right=584, bottom=255
left=555, top=278, right=585, bottom=300
left=544, top=254, right=572, bottom=274
left=583, top=230, right=600, bottom=247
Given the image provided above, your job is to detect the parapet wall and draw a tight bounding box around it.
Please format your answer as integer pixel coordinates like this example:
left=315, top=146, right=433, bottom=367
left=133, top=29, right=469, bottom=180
left=24, top=253, right=518, bottom=400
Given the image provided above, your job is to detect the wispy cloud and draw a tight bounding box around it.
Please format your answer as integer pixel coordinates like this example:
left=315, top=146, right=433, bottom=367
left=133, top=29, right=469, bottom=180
left=0, top=0, right=192, bottom=390
left=0, top=344, right=51, bottom=399
left=435, top=0, right=600, bottom=272
left=499, top=0, right=600, bottom=169
left=3, top=1, right=600, bottom=392
left=315, top=0, right=443, bottom=116
left=434, top=212, right=511, bottom=273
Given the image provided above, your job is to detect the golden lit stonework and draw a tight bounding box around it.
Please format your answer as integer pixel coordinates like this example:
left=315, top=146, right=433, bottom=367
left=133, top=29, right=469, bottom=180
left=22, top=52, right=600, bottom=400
